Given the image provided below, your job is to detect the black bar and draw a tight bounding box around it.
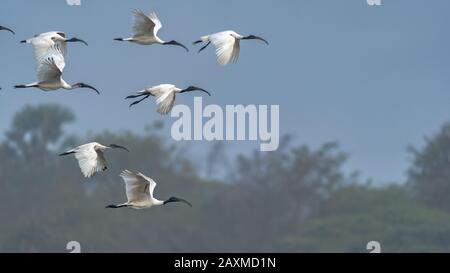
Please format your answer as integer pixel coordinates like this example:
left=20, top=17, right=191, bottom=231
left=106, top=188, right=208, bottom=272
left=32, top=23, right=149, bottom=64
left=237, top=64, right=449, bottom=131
left=0, top=253, right=446, bottom=272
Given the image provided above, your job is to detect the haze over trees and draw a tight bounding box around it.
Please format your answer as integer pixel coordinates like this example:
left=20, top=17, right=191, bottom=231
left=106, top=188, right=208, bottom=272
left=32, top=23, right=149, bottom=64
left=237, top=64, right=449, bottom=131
left=0, top=104, right=449, bottom=252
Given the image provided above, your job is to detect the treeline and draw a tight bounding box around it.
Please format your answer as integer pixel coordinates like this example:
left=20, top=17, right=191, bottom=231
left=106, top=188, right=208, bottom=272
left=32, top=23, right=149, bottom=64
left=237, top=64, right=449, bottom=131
left=1, top=104, right=450, bottom=252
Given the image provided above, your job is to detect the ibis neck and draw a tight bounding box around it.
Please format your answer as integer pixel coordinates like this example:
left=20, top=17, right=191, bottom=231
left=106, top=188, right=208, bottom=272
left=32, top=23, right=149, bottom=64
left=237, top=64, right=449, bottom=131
left=62, top=80, right=72, bottom=90
left=153, top=199, right=164, bottom=206
left=97, top=144, right=109, bottom=150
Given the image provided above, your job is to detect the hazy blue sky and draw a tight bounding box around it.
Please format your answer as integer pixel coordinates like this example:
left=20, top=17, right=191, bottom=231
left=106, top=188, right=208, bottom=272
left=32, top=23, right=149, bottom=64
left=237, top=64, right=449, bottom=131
left=1, top=0, right=449, bottom=183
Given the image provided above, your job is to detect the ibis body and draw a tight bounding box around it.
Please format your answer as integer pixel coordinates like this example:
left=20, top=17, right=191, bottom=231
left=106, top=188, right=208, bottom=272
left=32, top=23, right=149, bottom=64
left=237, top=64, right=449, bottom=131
left=14, top=47, right=99, bottom=94
left=106, top=170, right=192, bottom=209
left=114, top=9, right=188, bottom=51
left=20, top=31, right=87, bottom=61
left=125, top=84, right=210, bottom=115
left=59, top=142, right=129, bottom=178
left=194, top=30, right=268, bottom=66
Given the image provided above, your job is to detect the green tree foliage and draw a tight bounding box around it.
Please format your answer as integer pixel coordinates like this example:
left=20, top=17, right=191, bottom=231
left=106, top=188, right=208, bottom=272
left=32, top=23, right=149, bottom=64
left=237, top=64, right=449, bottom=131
left=5, top=104, right=75, bottom=161
left=408, top=123, right=450, bottom=210
left=281, top=185, right=450, bottom=252
left=2, top=104, right=450, bottom=252
left=229, top=140, right=353, bottom=250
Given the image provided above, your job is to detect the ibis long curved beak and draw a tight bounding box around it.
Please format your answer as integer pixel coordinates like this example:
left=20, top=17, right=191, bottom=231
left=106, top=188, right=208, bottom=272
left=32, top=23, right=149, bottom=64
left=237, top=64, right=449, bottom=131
left=242, top=35, right=269, bottom=45
left=180, top=86, right=211, bottom=96
left=163, top=40, right=189, bottom=52
left=0, top=26, right=15, bottom=35
left=77, top=83, right=100, bottom=95
left=66, top=37, right=88, bottom=46
left=108, top=144, right=129, bottom=152
left=163, top=197, right=192, bottom=207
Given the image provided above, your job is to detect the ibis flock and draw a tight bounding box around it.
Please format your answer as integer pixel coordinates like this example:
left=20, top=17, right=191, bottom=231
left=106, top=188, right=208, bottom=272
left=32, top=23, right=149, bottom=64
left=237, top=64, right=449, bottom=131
left=1, top=9, right=268, bottom=210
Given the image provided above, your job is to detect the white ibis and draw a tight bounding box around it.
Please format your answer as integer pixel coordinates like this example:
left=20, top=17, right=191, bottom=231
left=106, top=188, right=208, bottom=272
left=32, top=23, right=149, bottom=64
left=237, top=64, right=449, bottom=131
left=20, top=31, right=87, bottom=61
left=14, top=47, right=99, bottom=94
left=0, top=25, right=14, bottom=34
left=114, top=9, right=189, bottom=52
left=194, top=30, right=268, bottom=66
left=59, top=142, right=129, bottom=178
left=106, top=170, right=192, bottom=209
left=125, top=84, right=210, bottom=115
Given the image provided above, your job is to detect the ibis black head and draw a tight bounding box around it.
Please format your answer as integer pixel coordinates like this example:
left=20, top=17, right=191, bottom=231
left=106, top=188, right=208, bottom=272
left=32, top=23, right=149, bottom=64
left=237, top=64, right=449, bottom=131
left=163, top=196, right=192, bottom=207
left=180, top=86, right=211, bottom=96
left=108, top=144, right=129, bottom=152
left=66, top=37, right=88, bottom=46
left=242, top=35, right=269, bottom=45
left=72, top=82, right=100, bottom=95
left=163, top=40, right=189, bottom=52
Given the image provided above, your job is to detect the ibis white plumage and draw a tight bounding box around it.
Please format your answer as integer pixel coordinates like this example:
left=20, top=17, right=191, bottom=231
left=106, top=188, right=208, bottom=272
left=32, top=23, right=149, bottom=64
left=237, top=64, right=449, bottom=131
left=14, top=46, right=99, bottom=94
left=59, top=142, right=129, bottom=178
left=0, top=25, right=14, bottom=35
left=194, top=30, right=268, bottom=66
left=114, top=9, right=189, bottom=52
left=106, top=170, right=192, bottom=209
left=20, top=31, right=87, bottom=61
left=125, top=84, right=211, bottom=115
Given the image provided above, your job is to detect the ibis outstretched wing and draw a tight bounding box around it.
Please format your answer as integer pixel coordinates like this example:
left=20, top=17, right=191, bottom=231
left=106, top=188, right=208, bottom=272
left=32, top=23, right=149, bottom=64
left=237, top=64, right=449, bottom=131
left=132, top=10, right=162, bottom=38
left=120, top=170, right=155, bottom=202
left=26, top=32, right=68, bottom=61
left=74, top=145, right=107, bottom=178
left=149, top=85, right=176, bottom=115
left=210, top=32, right=240, bottom=66
left=36, top=49, right=65, bottom=83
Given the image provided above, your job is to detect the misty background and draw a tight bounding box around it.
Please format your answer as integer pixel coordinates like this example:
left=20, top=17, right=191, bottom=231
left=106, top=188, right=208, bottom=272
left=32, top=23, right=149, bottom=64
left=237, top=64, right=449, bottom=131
left=1, top=0, right=450, bottom=252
